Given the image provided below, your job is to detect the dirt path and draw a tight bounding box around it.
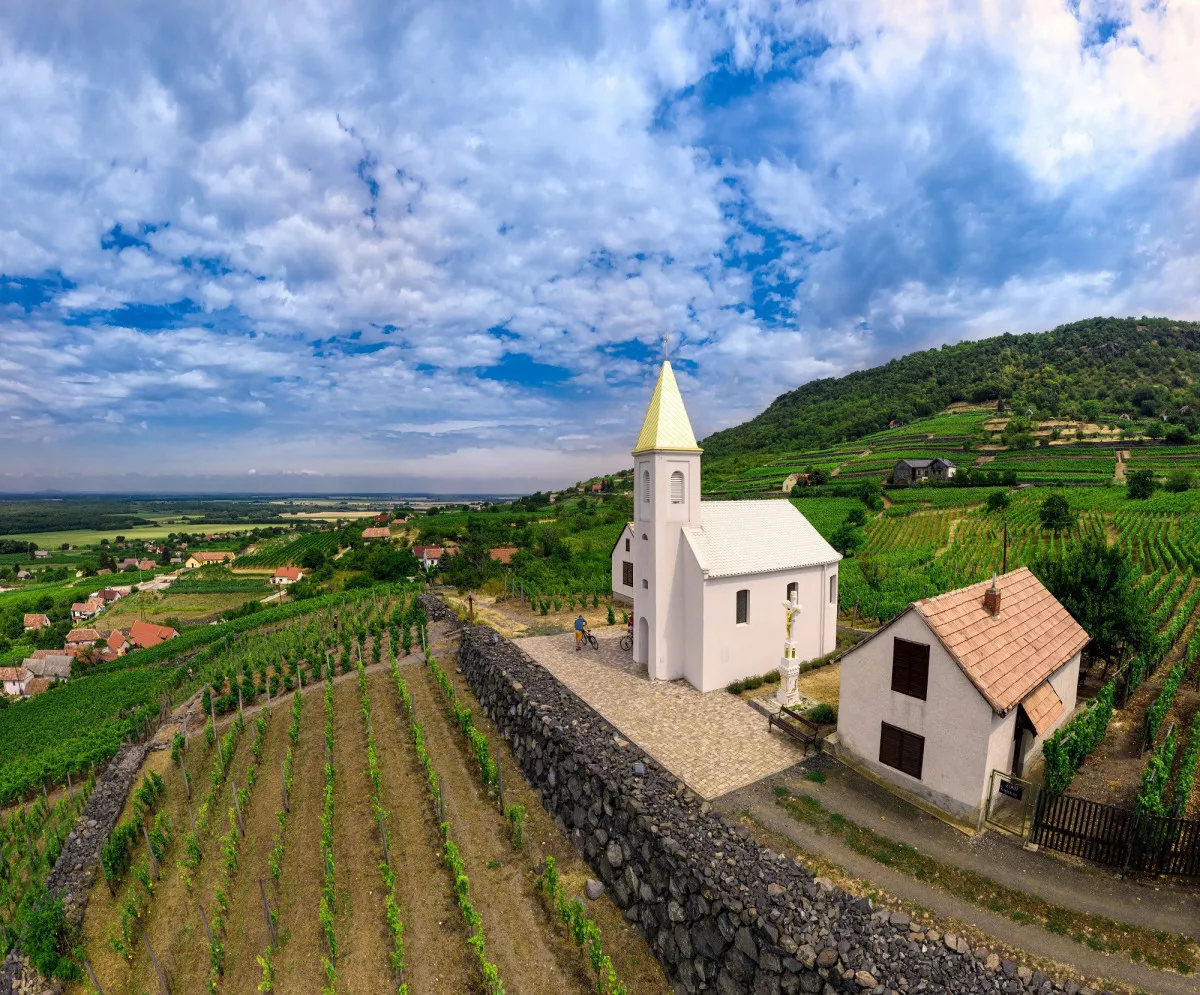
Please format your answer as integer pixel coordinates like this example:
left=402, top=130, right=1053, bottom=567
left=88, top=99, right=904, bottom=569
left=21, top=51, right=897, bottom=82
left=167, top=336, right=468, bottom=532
left=327, top=677, right=395, bottom=992
left=218, top=702, right=292, bottom=994
left=65, top=744, right=197, bottom=995
left=271, top=684, right=330, bottom=994
left=150, top=722, right=260, bottom=994
left=369, top=665, right=478, bottom=993
left=409, top=644, right=594, bottom=995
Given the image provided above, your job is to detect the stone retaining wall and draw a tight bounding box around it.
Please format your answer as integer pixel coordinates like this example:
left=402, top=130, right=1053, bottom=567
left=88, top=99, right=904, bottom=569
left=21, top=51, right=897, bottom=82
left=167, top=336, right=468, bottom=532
left=1, top=742, right=151, bottom=995
left=454, top=621, right=1107, bottom=995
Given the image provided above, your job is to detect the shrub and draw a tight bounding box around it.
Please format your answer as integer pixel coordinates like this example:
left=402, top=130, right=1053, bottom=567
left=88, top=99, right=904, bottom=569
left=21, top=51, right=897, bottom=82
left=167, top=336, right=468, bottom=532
left=1042, top=680, right=1116, bottom=793
left=806, top=703, right=837, bottom=725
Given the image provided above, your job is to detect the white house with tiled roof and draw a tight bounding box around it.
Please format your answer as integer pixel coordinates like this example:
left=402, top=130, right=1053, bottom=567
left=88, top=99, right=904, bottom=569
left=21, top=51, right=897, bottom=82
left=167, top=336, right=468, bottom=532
left=614, top=360, right=841, bottom=693
left=833, top=568, right=1089, bottom=826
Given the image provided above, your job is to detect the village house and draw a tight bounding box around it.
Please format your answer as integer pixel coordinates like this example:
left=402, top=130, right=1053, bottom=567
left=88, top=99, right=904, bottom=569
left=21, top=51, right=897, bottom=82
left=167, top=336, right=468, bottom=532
left=118, top=557, right=140, bottom=571
left=488, top=547, right=519, bottom=565
left=95, top=588, right=122, bottom=604
left=17, top=570, right=32, bottom=581
left=0, top=667, right=31, bottom=696
left=23, top=613, right=51, bottom=631
left=129, top=619, right=179, bottom=649
left=185, top=551, right=235, bottom=569
left=361, top=527, right=392, bottom=541
left=70, top=599, right=103, bottom=621
left=106, top=630, right=130, bottom=657
left=613, top=360, right=841, bottom=692
left=374, top=512, right=390, bottom=525
left=65, top=627, right=103, bottom=653
left=833, top=568, right=1089, bottom=827
left=23, top=677, right=53, bottom=697
left=23, top=654, right=74, bottom=681
left=412, top=545, right=444, bottom=571
left=137, top=559, right=157, bottom=572
left=892, top=457, right=957, bottom=485
left=33, top=549, right=50, bottom=559
left=271, top=566, right=305, bottom=587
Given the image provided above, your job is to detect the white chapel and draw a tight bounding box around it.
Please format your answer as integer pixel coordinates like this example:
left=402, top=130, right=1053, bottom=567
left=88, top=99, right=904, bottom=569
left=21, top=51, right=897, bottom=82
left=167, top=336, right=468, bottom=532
left=610, top=360, right=841, bottom=692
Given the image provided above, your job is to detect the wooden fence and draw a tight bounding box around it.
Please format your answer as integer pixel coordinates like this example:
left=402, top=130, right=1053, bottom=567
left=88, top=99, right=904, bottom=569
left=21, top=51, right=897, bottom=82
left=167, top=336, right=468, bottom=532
left=1031, top=790, right=1200, bottom=877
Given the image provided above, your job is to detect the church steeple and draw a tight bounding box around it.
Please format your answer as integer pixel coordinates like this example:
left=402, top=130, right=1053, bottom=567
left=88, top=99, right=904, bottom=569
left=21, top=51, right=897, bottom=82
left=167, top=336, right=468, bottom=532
left=632, top=360, right=702, bottom=455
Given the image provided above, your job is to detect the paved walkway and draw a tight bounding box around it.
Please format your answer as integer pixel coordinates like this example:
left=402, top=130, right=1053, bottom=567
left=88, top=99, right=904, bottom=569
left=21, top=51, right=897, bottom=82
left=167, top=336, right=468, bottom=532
left=517, top=628, right=805, bottom=799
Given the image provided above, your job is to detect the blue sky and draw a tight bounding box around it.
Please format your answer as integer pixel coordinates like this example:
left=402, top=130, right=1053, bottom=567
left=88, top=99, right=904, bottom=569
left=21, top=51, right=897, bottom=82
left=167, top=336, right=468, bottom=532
left=1, top=0, right=1198, bottom=493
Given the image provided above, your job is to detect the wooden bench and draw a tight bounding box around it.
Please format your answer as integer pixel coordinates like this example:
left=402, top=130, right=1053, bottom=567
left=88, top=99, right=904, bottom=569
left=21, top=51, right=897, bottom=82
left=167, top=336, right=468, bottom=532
left=768, top=705, right=819, bottom=753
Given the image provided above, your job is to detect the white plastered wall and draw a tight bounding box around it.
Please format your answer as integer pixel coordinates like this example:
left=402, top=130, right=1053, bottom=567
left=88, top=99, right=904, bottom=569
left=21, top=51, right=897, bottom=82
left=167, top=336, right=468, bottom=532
left=610, top=524, right=635, bottom=606
left=836, top=610, right=996, bottom=823
left=689, top=561, right=838, bottom=693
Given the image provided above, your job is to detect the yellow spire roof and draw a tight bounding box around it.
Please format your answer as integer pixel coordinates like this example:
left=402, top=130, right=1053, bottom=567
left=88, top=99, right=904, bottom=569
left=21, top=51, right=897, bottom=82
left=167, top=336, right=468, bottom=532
left=632, top=360, right=702, bottom=454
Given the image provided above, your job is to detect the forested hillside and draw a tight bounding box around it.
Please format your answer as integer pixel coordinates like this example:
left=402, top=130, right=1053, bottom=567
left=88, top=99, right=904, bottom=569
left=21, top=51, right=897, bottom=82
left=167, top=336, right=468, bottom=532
left=702, top=317, right=1200, bottom=458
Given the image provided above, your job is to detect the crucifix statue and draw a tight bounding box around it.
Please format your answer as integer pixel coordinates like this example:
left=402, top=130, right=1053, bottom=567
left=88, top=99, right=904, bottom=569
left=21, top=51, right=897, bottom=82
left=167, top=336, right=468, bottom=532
left=777, top=592, right=803, bottom=708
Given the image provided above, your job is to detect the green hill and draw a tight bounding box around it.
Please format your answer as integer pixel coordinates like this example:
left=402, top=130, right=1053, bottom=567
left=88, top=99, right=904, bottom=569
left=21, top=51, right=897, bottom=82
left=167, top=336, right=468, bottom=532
left=701, top=317, right=1200, bottom=465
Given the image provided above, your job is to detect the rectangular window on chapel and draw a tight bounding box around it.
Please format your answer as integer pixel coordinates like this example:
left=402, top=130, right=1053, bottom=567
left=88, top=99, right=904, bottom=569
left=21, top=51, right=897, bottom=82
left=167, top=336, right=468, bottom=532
left=622, top=561, right=633, bottom=588
left=736, top=589, right=749, bottom=624
left=890, top=638, right=930, bottom=700
left=879, top=722, right=924, bottom=779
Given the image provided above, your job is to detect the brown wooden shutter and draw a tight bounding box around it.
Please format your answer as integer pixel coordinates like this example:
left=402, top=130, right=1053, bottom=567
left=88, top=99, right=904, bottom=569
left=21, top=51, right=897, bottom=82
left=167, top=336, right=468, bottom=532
left=622, top=561, right=633, bottom=587
left=891, top=638, right=929, bottom=700
left=879, top=721, right=924, bottom=779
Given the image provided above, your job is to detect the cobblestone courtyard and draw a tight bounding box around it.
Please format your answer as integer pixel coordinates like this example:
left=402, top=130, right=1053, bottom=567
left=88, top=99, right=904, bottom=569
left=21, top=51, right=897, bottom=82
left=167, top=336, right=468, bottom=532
left=517, top=628, right=804, bottom=799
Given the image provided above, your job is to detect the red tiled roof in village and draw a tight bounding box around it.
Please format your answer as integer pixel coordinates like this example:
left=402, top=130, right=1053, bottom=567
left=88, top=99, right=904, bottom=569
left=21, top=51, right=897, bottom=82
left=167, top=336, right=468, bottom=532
left=361, top=527, right=392, bottom=540
left=273, top=566, right=303, bottom=581
left=23, top=614, right=50, bottom=628
left=107, top=630, right=130, bottom=652
left=129, top=619, right=179, bottom=649
left=24, top=677, right=53, bottom=696
left=488, top=547, right=519, bottom=564
left=913, top=567, right=1090, bottom=714
left=0, top=667, right=30, bottom=682
left=1021, top=680, right=1065, bottom=735
left=412, top=545, right=444, bottom=559
left=66, top=628, right=102, bottom=644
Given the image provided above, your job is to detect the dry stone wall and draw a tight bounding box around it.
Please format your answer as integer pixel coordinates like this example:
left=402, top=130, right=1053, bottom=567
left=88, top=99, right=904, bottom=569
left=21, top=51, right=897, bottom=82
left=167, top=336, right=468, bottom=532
left=1, top=742, right=151, bottom=995
left=454, top=620, right=1111, bottom=995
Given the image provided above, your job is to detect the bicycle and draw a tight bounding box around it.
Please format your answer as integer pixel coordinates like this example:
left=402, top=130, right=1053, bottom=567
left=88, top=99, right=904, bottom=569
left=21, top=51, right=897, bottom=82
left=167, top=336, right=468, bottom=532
left=583, top=629, right=600, bottom=651
left=619, top=631, right=633, bottom=652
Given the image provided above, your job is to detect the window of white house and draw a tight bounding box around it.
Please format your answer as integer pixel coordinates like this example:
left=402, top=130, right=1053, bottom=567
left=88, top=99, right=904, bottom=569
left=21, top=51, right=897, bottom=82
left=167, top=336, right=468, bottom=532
left=642, top=579, right=649, bottom=589
left=786, top=581, right=798, bottom=602
left=625, top=538, right=630, bottom=552
left=622, top=561, right=633, bottom=587
left=670, top=470, right=684, bottom=503
left=736, top=589, right=749, bottom=624
left=829, top=574, right=837, bottom=604
left=642, top=470, right=650, bottom=502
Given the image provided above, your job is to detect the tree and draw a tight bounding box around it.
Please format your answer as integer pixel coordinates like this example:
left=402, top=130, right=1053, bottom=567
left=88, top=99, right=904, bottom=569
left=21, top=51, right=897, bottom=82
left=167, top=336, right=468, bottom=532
left=806, top=467, right=829, bottom=487
left=830, top=521, right=863, bottom=556
left=1126, top=469, right=1156, bottom=500
left=845, top=506, right=867, bottom=527
left=299, top=546, right=327, bottom=571
left=1164, top=469, right=1195, bottom=493
left=1164, top=423, right=1191, bottom=444
left=1145, top=420, right=1164, bottom=440
left=1038, top=494, right=1075, bottom=534
left=986, top=491, right=1010, bottom=514
left=1035, top=536, right=1154, bottom=670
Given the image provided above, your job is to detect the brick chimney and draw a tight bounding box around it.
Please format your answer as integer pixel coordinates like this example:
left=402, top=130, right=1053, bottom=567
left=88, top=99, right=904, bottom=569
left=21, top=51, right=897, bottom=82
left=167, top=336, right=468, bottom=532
left=983, top=574, right=1002, bottom=616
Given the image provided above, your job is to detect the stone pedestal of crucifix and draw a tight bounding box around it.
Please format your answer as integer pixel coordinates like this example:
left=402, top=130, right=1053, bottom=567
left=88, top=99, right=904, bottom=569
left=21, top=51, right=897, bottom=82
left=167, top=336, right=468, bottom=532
left=777, top=593, right=802, bottom=708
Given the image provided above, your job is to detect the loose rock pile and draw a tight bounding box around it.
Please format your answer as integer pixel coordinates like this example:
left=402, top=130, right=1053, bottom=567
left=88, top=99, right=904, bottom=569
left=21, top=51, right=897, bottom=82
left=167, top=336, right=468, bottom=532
left=455, top=622, right=1111, bottom=995
left=1, top=742, right=151, bottom=995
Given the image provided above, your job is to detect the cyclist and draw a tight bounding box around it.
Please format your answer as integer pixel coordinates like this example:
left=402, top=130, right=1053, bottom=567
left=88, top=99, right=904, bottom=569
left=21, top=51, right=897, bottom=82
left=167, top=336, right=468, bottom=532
left=574, top=613, right=587, bottom=651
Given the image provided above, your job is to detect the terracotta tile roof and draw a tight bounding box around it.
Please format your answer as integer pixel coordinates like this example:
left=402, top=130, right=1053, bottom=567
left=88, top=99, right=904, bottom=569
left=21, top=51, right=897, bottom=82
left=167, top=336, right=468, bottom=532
left=1021, top=680, right=1065, bottom=736
left=107, top=630, right=129, bottom=651
left=23, top=613, right=50, bottom=628
left=24, top=677, right=53, bottom=696
left=488, top=547, right=519, bottom=564
left=66, top=628, right=101, bottom=644
left=361, top=527, right=392, bottom=539
left=273, top=566, right=303, bottom=581
left=913, top=567, right=1090, bottom=713
left=0, top=667, right=30, bottom=682
left=129, top=619, right=179, bottom=649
